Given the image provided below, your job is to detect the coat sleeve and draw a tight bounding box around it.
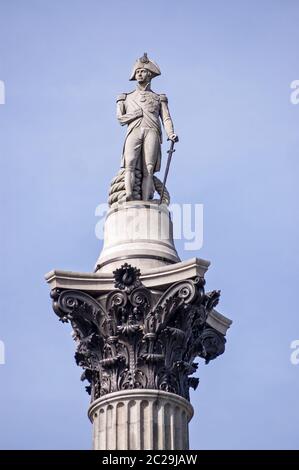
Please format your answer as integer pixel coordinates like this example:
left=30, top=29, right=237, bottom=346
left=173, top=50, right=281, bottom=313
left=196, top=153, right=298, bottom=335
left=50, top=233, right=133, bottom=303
left=159, top=94, right=175, bottom=138
left=116, top=94, right=142, bottom=126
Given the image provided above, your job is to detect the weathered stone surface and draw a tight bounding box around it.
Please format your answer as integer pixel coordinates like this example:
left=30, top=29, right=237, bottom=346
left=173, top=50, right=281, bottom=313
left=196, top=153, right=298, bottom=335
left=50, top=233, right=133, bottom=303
left=50, top=263, right=230, bottom=402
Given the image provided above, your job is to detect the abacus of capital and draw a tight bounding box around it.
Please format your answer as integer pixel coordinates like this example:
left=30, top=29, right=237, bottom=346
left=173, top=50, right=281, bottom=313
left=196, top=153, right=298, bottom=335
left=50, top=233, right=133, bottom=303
left=45, top=53, right=232, bottom=450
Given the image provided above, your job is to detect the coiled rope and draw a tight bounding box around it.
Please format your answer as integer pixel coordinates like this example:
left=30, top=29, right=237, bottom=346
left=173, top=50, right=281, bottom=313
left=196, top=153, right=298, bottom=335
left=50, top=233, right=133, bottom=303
left=108, top=168, right=170, bottom=206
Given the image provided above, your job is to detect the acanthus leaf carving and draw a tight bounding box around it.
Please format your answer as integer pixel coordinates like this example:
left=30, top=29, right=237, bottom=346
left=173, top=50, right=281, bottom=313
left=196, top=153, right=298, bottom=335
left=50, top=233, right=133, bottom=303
left=50, top=264, right=226, bottom=401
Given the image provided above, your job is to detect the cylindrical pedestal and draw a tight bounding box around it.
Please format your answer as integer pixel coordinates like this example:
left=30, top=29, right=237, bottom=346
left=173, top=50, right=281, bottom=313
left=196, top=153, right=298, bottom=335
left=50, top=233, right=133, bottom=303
left=88, top=389, right=194, bottom=450
left=95, top=201, right=180, bottom=273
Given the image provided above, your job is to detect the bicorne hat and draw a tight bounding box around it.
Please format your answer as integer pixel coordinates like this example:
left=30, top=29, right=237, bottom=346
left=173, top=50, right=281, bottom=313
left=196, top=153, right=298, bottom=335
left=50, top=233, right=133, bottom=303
left=129, top=53, right=161, bottom=81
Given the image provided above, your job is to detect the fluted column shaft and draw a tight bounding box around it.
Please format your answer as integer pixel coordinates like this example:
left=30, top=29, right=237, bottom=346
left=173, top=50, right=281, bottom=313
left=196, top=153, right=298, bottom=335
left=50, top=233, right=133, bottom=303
left=88, top=389, right=193, bottom=450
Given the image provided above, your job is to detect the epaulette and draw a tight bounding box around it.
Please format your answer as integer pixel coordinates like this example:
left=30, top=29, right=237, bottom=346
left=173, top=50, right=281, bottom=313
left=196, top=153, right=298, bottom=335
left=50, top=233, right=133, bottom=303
left=116, top=93, right=127, bottom=102
left=159, top=94, right=168, bottom=103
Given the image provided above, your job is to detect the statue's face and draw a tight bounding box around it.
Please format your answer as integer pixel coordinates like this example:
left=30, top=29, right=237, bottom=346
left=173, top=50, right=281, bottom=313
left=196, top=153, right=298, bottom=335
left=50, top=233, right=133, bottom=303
left=135, top=68, right=151, bottom=83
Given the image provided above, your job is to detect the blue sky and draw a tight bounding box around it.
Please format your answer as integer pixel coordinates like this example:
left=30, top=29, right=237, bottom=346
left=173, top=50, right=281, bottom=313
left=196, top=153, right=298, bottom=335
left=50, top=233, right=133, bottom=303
left=0, top=0, right=298, bottom=449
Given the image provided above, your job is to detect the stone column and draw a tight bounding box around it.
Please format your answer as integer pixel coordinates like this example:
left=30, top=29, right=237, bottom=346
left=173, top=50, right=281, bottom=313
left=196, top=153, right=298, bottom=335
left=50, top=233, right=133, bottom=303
left=46, top=203, right=232, bottom=450
left=88, top=389, right=193, bottom=450
left=48, top=263, right=231, bottom=450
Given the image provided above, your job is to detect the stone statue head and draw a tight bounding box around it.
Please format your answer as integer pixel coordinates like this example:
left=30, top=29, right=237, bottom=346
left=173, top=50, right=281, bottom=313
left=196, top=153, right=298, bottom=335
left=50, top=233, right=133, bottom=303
left=134, top=68, right=153, bottom=86
left=129, top=53, right=161, bottom=81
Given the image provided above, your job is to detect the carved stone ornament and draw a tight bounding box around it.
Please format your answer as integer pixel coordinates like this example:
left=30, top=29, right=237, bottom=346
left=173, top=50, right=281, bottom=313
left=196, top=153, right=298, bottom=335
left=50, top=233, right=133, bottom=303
left=50, top=264, right=226, bottom=402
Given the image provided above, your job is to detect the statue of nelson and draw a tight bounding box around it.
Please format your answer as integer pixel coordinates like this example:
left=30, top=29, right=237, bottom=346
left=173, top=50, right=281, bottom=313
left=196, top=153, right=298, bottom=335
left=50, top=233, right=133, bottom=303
left=116, top=53, right=178, bottom=201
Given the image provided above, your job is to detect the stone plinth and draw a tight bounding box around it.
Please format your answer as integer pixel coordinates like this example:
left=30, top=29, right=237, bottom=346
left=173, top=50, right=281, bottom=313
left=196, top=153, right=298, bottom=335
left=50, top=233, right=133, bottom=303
left=88, top=389, right=193, bottom=450
left=45, top=257, right=211, bottom=293
left=95, top=201, right=180, bottom=272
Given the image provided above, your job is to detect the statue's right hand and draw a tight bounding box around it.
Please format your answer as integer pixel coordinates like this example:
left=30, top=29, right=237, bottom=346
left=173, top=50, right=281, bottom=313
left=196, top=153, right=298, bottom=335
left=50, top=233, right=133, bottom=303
left=134, top=108, right=143, bottom=118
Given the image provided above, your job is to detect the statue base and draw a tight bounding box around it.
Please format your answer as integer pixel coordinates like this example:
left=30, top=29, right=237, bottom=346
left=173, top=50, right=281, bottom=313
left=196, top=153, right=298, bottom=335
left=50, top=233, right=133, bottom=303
left=95, top=201, right=180, bottom=273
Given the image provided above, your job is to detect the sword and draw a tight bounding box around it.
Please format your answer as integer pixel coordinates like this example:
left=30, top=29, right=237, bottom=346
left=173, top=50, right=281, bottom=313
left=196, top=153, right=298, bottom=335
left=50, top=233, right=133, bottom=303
left=159, top=140, right=176, bottom=204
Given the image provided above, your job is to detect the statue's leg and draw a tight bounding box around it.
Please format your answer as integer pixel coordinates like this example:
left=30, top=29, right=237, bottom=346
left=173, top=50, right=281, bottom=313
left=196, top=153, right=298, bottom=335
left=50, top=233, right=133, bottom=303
left=142, top=129, right=160, bottom=201
left=124, top=129, right=142, bottom=201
